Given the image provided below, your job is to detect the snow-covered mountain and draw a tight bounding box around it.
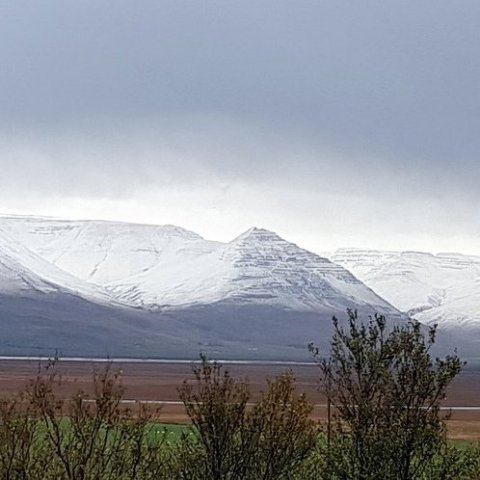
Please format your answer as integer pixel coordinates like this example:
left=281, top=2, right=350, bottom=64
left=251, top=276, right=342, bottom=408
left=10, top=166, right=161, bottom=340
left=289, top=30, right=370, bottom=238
left=0, top=216, right=402, bottom=359
left=0, top=216, right=395, bottom=314
left=108, top=227, right=396, bottom=313
left=4, top=215, right=478, bottom=359
left=328, top=248, right=480, bottom=330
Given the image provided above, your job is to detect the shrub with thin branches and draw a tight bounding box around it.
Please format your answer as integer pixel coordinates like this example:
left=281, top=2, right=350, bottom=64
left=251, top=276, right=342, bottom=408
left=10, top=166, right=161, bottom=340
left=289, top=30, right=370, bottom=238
left=177, top=356, right=319, bottom=480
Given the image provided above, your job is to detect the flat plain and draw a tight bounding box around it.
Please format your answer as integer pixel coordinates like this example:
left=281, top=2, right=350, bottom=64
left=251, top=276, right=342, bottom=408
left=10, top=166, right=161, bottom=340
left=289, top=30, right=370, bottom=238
left=0, top=359, right=479, bottom=440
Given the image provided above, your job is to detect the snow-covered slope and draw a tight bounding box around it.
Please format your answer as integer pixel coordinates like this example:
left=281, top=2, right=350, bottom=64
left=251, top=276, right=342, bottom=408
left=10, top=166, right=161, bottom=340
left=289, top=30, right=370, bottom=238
left=0, top=231, right=58, bottom=295
left=0, top=229, right=108, bottom=301
left=328, top=248, right=480, bottom=329
left=414, top=278, right=480, bottom=329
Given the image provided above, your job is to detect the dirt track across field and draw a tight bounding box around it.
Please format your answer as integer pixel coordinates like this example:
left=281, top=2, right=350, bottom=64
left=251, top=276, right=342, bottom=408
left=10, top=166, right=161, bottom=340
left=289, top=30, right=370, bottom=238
left=0, top=359, right=479, bottom=440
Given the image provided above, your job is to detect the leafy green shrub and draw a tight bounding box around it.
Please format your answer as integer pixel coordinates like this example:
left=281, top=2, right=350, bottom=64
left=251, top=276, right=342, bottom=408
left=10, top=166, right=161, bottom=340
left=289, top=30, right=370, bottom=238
left=310, top=310, right=466, bottom=480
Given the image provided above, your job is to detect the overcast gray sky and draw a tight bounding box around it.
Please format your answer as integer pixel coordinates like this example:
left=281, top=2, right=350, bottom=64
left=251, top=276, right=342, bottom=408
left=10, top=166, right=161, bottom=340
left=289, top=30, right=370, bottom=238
left=0, top=1, right=479, bottom=254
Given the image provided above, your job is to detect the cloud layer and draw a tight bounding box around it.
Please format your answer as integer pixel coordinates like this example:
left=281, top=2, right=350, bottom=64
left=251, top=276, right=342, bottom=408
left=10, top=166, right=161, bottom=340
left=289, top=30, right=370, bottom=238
left=0, top=1, right=479, bottom=253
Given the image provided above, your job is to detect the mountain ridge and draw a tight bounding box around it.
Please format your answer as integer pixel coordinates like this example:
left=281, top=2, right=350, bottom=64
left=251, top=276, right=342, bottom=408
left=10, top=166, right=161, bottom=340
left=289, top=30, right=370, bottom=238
left=0, top=216, right=405, bottom=359
left=0, top=217, right=396, bottom=313
left=1, top=216, right=478, bottom=359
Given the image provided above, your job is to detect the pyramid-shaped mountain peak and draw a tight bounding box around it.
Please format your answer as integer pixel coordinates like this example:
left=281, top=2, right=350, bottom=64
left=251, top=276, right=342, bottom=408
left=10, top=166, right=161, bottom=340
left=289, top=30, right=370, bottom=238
left=232, top=226, right=286, bottom=244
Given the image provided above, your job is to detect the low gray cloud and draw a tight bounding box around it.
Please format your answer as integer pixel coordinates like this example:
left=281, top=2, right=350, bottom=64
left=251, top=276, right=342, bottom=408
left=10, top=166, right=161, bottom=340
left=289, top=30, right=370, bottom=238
left=1, top=0, right=479, bottom=162
left=0, top=116, right=476, bottom=203
left=0, top=1, right=479, bottom=252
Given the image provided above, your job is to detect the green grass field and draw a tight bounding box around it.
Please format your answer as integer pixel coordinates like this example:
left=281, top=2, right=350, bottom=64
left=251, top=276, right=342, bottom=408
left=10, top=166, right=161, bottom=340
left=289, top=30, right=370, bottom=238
left=155, top=423, right=479, bottom=450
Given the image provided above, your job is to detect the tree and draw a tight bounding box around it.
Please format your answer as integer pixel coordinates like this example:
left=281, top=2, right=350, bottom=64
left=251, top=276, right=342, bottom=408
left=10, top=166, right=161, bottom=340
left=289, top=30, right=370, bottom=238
left=247, top=372, right=318, bottom=479
left=177, top=356, right=318, bottom=480
left=27, top=361, right=171, bottom=480
left=310, top=310, right=463, bottom=480
left=178, top=357, right=251, bottom=480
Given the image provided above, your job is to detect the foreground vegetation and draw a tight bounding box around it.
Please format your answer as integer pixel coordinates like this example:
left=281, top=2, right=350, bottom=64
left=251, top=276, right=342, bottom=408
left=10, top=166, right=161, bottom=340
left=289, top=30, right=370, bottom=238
left=1, top=311, right=480, bottom=479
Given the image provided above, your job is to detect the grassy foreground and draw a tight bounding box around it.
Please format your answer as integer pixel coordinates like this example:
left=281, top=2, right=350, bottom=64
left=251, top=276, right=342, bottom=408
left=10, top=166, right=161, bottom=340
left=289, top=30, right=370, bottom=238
left=157, top=423, right=479, bottom=448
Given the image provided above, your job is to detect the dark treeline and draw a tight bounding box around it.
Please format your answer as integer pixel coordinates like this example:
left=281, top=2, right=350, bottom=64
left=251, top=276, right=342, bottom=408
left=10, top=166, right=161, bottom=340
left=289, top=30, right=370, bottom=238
left=1, top=311, right=479, bottom=479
